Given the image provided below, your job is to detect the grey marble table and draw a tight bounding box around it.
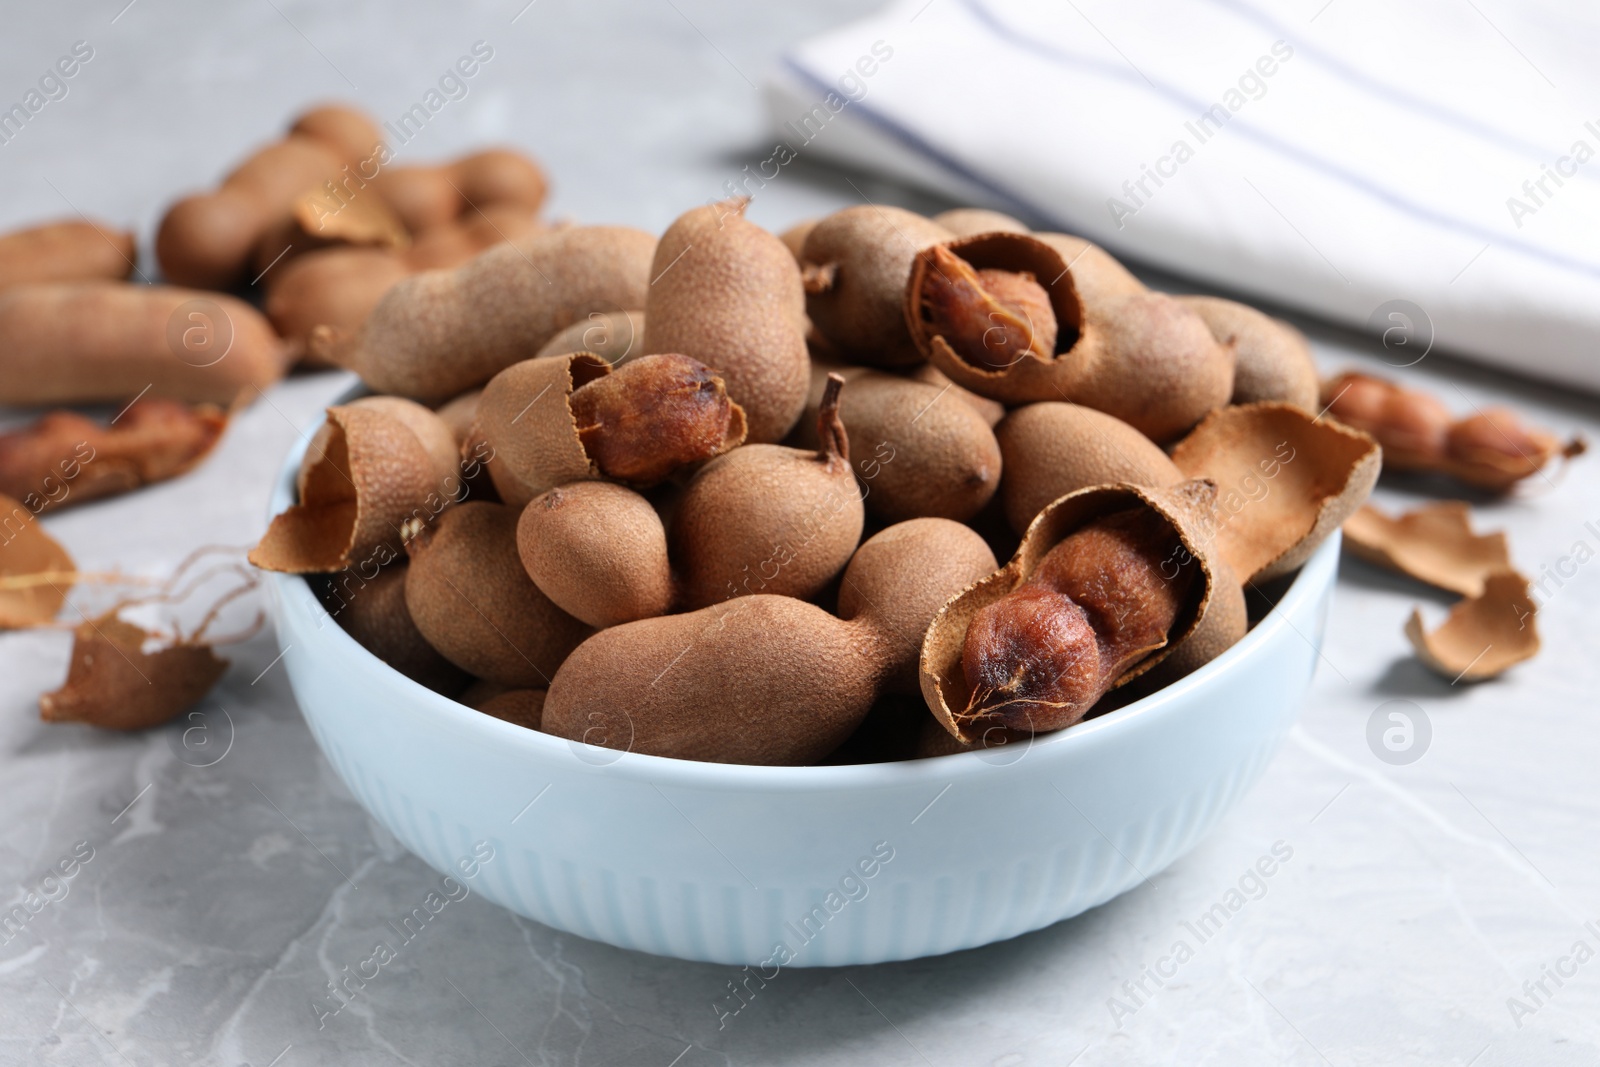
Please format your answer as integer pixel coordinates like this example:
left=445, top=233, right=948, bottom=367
left=3, top=2, right=1599, bottom=1064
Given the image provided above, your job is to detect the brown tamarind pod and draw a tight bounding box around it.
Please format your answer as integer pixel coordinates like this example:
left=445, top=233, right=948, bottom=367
left=1172, top=401, right=1380, bottom=582
left=1180, top=295, right=1319, bottom=411
left=264, top=247, right=410, bottom=362
left=1320, top=371, right=1583, bottom=491
left=778, top=218, right=818, bottom=263
left=670, top=374, right=864, bottom=609
left=542, top=517, right=996, bottom=765
left=932, top=208, right=1031, bottom=237
left=533, top=309, right=645, bottom=364
left=313, top=225, right=655, bottom=402
left=157, top=105, right=382, bottom=289
left=643, top=198, right=810, bottom=443
left=1033, top=232, right=1146, bottom=306
left=907, top=233, right=1234, bottom=441
left=801, top=205, right=952, bottom=369
left=995, top=402, right=1183, bottom=535
left=921, top=481, right=1219, bottom=742
left=0, top=283, right=288, bottom=406
left=517, top=481, right=673, bottom=628
left=475, top=689, right=547, bottom=730
left=0, top=219, right=136, bottom=289
left=793, top=363, right=1001, bottom=523
left=404, top=501, right=591, bottom=688
left=320, top=561, right=470, bottom=695
left=905, top=362, right=1006, bottom=427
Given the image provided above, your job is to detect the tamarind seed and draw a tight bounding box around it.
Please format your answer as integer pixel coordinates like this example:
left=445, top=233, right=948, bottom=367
left=959, top=507, right=1194, bottom=731
left=567, top=353, right=744, bottom=485
left=919, top=246, right=1057, bottom=370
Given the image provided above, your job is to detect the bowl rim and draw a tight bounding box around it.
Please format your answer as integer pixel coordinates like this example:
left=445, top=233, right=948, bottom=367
left=268, top=382, right=1338, bottom=795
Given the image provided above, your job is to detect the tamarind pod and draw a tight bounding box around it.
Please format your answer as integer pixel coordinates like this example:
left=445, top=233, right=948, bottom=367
left=371, top=149, right=548, bottom=233
left=1033, top=233, right=1146, bottom=306
left=995, top=402, right=1183, bottom=535
left=0, top=219, right=136, bottom=289
left=543, top=518, right=995, bottom=765
left=156, top=105, right=383, bottom=289
left=400, top=203, right=544, bottom=271
left=801, top=205, right=952, bottom=369
left=1180, top=295, right=1319, bottom=411
left=0, top=283, right=287, bottom=406
left=933, top=208, right=1031, bottom=237
left=1321, top=371, right=1583, bottom=491
left=533, top=310, right=644, bottom=364
left=320, top=561, right=470, bottom=696
left=644, top=198, right=810, bottom=443
left=264, top=247, right=411, bottom=363
left=313, top=225, right=655, bottom=402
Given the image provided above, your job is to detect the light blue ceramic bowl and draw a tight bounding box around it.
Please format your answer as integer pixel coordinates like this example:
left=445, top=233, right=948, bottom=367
left=263, top=414, right=1338, bottom=967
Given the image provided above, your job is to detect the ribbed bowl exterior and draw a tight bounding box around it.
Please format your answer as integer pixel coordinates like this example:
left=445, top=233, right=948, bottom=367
left=266, top=413, right=1337, bottom=968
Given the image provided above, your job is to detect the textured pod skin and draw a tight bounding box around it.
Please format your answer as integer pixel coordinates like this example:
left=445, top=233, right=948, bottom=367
left=252, top=404, right=438, bottom=574
left=534, top=309, right=645, bottom=364
left=906, top=362, right=1006, bottom=426
left=476, top=353, right=608, bottom=502
left=1034, top=233, right=1145, bottom=306
left=0, top=283, right=287, bottom=406
left=996, top=402, right=1183, bottom=534
left=371, top=149, right=547, bottom=233
left=1179, top=295, right=1319, bottom=411
left=517, top=482, right=673, bottom=628
left=907, top=233, right=1233, bottom=441
left=404, top=502, right=591, bottom=687
left=542, top=518, right=996, bottom=765
left=802, top=205, right=951, bottom=369
left=264, top=247, right=409, bottom=359
left=932, top=208, right=1030, bottom=237
left=157, top=106, right=381, bottom=289
left=315, top=225, right=656, bottom=401
left=794, top=365, right=1001, bottom=523
left=342, top=396, right=461, bottom=492
left=670, top=376, right=863, bottom=609
left=1171, top=401, right=1379, bottom=582
left=0, top=220, right=136, bottom=289
left=920, top=481, right=1219, bottom=743
left=643, top=199, right=809, bottom=443
left=323, top=561, right=469, bottom=695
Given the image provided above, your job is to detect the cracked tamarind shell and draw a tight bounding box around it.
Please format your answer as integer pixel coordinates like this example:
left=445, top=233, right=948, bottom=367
left=791, top=363, right=1001, bottom=523
left=404, top=501, right=591, bottom=688
left=517, top=481, right=673, bottom=629
left=1179, top=295, right=1319, bottom=411
left=801, top=205, right=952, bottom=369
left=920, top=481, right=1219, bottom=744
left=541, top=517, right=996, bottom=765
left=303, top=396, right=461, bottom=498
left=670, top=374, right=864, bottom=609
left=644, top=198, right=809, bottom=443
left=906, top=233, right=1234, bottom=441
left=0, top=492, right=76, bottom=628
left=474, top=353, right=611, bottom=508
left=40, top=614, right=229, bottom=730
left=251, top=404, right=439, bottom=574
left=311, top=225, right=656, bottom=402
left=995, top=401, right=1183, bottom=535
left=1171, top=401, right=1380, bottom=583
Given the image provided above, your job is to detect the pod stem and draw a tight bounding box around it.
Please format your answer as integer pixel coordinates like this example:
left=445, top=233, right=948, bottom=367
left=816, top=373, right=850, bottom=470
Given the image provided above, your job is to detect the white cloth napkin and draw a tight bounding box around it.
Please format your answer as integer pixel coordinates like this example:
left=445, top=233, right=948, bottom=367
left=769, top=0, right=1600, bottom=392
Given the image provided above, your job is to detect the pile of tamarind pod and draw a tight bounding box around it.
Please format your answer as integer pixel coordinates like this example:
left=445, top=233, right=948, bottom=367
left=249, top=196, right=1396, bottom=766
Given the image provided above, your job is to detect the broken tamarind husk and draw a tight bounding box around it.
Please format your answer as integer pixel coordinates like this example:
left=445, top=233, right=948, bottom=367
left=920, top=481, right=1219, bottom=743
left=40, top=613, right=229, bottom=730
left=0, top=399, right=227, bottom=514
left=1171, top=401, right=1380, bottom=583
left=1343, top=501, right=1510, bottom=598
left=0, top=493, right=76, bottom=629
left=906, top=234, right=1234, bottom=440
left=1405, top=570, right=1539, bottom=682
